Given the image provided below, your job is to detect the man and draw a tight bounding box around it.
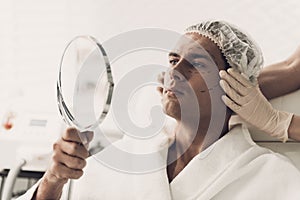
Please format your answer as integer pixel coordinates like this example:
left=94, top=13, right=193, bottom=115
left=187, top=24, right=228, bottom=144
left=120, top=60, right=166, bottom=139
left=19, top=20, right=300, bottom=200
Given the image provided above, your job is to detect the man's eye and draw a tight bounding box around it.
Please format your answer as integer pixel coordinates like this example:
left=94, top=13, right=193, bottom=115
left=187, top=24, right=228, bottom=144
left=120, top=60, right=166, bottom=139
left=169, top=59, right=178, bottom=65
left=191, top=62, right=205, bottom=68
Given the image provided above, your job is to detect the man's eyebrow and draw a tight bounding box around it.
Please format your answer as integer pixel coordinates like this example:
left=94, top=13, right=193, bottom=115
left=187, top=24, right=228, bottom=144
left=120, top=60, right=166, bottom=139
left=168, top=52, right=212, bottom=61
left=168, top=52, right=180, bottom=57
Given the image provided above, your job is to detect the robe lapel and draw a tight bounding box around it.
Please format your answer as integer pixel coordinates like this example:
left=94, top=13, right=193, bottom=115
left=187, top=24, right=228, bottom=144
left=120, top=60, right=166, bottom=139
left=170, top=125, right=258, bottom=200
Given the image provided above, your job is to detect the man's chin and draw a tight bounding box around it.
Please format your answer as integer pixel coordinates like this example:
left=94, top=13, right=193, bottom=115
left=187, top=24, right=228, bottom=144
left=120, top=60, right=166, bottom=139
left=163, top=105, right=181, bottom=120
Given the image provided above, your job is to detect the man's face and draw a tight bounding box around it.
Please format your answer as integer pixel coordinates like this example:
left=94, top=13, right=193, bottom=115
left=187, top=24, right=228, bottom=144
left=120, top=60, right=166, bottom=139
left=161, top=33, right=227, bottom=121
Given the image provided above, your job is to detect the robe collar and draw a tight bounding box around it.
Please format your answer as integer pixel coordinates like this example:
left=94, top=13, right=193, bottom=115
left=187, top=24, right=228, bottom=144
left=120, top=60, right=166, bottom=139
left=170, top=124, right=256, bottom=199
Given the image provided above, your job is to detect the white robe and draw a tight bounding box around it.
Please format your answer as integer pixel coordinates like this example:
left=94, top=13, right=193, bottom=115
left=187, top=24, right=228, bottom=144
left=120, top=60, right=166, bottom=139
left=18, top=125, right=300, bottom=200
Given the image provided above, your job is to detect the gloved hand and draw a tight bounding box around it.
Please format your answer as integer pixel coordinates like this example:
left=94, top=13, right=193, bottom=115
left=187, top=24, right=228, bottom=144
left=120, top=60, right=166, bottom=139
left=219, top=68, right=293, bottom=142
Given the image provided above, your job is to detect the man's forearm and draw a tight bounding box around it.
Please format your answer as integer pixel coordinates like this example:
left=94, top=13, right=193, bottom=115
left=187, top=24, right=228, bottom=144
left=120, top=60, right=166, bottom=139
left=33, top=174, right=68, bottom=200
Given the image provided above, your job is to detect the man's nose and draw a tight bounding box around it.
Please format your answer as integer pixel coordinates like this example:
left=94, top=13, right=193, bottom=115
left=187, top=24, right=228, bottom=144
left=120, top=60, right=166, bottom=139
left=164, top=68, right=186, bottom=88
left=169, top=68, right=185, bottom=82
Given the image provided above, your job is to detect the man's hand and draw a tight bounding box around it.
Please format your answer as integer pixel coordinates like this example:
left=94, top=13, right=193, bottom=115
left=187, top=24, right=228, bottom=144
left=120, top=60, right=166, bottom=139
left=47, top=127, right=93, bottom=182
left=35, top=128, right=93, bottom=199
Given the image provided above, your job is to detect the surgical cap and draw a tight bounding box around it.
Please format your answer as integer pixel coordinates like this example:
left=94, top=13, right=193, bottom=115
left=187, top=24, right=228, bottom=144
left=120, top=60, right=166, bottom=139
left=185, top=20, right=263, bottom=83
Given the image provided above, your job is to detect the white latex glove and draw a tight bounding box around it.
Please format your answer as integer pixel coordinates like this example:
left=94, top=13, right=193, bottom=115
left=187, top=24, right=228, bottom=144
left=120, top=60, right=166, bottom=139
left=219, top=68, right=293, bottom=142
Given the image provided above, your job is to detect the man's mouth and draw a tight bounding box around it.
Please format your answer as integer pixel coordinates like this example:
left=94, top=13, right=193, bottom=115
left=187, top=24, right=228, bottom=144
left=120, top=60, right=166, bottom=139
left=164, top=88, right=184, bottom=98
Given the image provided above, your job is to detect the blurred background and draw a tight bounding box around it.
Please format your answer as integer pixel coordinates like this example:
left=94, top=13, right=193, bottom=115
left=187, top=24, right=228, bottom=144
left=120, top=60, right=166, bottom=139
left=1, top=0, right=300, bottom=198
left=1, top=0, right=300, bottom=112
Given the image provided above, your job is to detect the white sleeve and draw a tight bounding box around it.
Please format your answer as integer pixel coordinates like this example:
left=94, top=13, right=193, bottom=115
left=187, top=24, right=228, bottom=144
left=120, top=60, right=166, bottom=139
left=16, top=179, right=41, bottom=200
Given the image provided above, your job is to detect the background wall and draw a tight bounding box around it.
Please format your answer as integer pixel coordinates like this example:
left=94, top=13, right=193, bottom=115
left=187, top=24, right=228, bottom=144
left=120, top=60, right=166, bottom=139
left=0, top=0, right=300, bottom=115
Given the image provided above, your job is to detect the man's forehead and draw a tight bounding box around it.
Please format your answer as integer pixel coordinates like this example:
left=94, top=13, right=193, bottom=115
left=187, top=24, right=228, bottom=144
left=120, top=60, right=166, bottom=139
left=170, top=34, right=213, bottom=59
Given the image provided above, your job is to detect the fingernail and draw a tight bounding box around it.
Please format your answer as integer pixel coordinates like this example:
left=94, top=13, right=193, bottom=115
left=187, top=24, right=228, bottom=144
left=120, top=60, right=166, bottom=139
left=219, top=80, right=225, bottom=89
left=81, top=133, right=88, bottom=144
left=221, top=95, right=226, bottom=102
left=228, top=68, right=237, bottom=73
left=219, top=70, right=226, bottom=77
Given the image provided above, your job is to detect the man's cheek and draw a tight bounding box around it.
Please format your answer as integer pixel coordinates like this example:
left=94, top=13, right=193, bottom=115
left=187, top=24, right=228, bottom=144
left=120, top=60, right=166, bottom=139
left=201, top=72, right=220, bottom=89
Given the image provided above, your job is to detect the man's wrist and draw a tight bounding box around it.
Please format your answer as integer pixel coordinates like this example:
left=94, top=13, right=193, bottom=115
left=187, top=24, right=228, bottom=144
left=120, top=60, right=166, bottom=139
left=34, top=171, right=68, bottom=200
left=43, top=170, right=68, bottom=185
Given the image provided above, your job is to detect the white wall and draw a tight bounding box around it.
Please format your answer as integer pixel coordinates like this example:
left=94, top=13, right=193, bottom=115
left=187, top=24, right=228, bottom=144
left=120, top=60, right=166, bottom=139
left=1, top=0, right=300, bottom=113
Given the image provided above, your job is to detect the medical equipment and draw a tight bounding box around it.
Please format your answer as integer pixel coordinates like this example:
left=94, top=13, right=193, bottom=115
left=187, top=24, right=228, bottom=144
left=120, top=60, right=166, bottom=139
left=0, top=111, right=62, bottom=200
